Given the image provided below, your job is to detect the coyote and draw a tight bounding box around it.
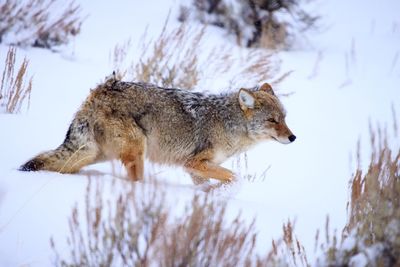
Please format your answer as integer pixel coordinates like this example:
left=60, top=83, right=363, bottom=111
left=20, top=76, right=296, bottom=184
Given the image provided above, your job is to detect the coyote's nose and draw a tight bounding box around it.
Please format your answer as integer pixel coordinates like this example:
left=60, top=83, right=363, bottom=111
left=288, top=135, right=296, bottom=142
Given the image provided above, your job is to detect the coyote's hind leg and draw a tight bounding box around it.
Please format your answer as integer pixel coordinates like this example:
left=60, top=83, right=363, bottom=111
left=98, top=118, right=146, bottom=182
left=120, top=141, right=145, bottom=181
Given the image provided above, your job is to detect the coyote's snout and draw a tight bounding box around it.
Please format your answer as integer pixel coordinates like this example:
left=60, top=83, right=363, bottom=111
left=20, top=77, right=295, bottom=185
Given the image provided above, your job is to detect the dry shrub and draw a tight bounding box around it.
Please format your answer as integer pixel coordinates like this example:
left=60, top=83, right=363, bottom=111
left=132, top=21, right=204, bottom=89
left=282, top=220, right=309, bottom=266
left=111, top=17, right=280, bottom=90
left=0, top=0, right=83, bottom=49
left=180, top=0, right=319, bottom=49
left=259, top=220, right=309, bottom=267
left=313, top=216, right=339, bottom=266
left=257, top=115, right=400, bottom=267
left=50, top=178, right=277, bottom=267
left=316, top=120, right=400, bottom=266
left=159, top=196, right=258, bottom=266
left=340, top=126, right=399, bottom=266
left=0, top=46, right=32, bottom=113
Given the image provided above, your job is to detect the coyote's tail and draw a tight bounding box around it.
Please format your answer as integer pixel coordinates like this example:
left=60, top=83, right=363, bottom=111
left=20, top=145, right=78, bottom=173
left=20, top=117, right=99, bottom=173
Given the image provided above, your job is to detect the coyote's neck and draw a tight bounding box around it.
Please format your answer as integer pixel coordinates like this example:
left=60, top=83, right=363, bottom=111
left=210, top=92, right=255, bottom=146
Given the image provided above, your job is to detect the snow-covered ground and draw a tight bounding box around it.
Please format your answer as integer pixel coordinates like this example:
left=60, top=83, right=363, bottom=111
left=1, top=0, right=399, bottom=266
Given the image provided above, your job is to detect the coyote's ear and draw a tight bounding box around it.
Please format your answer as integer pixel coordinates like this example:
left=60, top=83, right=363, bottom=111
left=238, top=89, right=255, bottom=110
left=259, top=83, right=275, bottom=95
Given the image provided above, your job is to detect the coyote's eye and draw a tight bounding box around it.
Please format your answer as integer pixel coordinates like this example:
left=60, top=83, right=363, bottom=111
left=267, top=118, right=278, bottom=124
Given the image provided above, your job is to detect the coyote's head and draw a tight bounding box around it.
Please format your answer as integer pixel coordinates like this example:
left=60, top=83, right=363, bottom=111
left=238, top=83, right=296, bottom=144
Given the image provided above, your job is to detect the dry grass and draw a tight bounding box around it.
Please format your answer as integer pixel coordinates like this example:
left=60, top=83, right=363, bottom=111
left=0, top=46, right=32, bottom=113
left=50, top=177, right=271, bottom=266
left=180, top=0, right=319, bottom=49
left=258, top=20, right=289, bottom=50
left=308, top=51, right=323, bottom=79
left=263, top=220, right=309, bottom=267
left=0, top=0, right=83, bottom=49
left=111, top=17, right=280, bottom=90
left=111, top=16, right=206, bottom=89
left=255, top=115, right=400, bottom=267
left=51, top=174, right=319, bottom=266
left=340, top=126, right=400, bottom=265
left=314, top=118, right=400, bottom=266
left=132, top=21, right=204, bottom=89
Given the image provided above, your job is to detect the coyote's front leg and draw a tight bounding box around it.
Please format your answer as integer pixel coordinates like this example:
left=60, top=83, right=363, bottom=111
left=184, top=149, right=235, bottom=183
left=185, top=160, right=234, bottom=182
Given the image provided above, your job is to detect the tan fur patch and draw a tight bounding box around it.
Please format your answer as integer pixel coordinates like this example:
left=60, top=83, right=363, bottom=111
left=184, top=149, right=234, bottom=182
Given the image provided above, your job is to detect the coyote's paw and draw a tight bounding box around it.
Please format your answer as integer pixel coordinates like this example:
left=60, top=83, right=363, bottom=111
left=196, top=174, right=241, bottom=194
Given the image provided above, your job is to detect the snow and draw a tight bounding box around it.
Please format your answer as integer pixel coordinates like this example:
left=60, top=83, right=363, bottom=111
left=1, top=0, right=399, bottom=266
left=348, top=243, right=385, bottom=267
left=348, top=253, right=369, bottom=267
